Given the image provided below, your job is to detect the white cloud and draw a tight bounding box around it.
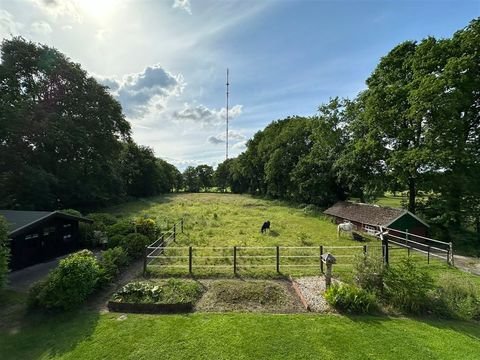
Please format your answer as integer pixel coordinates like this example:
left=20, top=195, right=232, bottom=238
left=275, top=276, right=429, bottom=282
left=29, top=0, right=82, bottom=22
left=61, top=24, right=73, bottom=30
left=172, top=0, right=192, bottom=15
left=95, top=28, right=110, bottom=41
left=0, top=10, right=23, bottom=37
left=232, top=141, right=247, bottom=150
left=30, top=21, right=53, bottom=34
left=173, top=103, right=242, bottom=126
left=207, top=130, right=246, bottom=145
left=97, top=64, right=185, bottom=118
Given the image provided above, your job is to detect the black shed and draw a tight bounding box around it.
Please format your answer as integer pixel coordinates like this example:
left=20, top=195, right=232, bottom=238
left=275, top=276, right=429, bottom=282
left=0, top=210, right=93, bottom=271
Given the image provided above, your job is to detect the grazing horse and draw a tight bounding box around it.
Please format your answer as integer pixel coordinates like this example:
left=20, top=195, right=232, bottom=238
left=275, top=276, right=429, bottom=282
left=261, top=221, right=271, bottom=234
left=337, top=221, right=353, bottom=237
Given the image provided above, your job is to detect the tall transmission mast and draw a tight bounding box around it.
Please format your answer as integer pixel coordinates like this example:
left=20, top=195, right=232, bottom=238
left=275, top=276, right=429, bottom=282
left=226, top=68, right=229, bottom=160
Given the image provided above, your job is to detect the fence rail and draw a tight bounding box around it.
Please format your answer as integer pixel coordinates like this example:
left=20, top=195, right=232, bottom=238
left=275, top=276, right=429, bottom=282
left=143, top=244, right=385, bottom=276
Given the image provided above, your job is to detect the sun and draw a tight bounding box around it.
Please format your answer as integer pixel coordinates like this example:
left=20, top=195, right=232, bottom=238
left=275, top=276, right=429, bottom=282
left=78, top=0, right=116, bottom=20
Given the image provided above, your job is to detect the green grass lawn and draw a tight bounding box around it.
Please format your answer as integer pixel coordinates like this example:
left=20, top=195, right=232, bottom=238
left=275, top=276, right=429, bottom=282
left=1, top=311, right=479, bottom=360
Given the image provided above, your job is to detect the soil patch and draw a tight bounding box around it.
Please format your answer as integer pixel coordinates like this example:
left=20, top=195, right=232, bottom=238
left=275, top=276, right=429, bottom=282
left=195, top=279, right=306, bottom=313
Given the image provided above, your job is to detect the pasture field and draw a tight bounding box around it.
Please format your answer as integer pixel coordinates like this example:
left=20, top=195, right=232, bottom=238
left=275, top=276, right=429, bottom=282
left=107, top=193, right=479, bottom=285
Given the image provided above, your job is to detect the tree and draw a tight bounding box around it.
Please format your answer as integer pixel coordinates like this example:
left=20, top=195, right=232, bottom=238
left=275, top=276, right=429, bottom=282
left=0, top=37, right=130, bottom=210
left=195, top=164, right=214, bottom=191
left=215, top=159, right=233, bottom=192
left=183, top=166, right=201, bottom=192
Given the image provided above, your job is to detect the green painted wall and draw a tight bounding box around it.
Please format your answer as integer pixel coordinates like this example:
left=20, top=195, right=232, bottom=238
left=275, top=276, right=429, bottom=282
left=389, top=213, right=428, bottom=236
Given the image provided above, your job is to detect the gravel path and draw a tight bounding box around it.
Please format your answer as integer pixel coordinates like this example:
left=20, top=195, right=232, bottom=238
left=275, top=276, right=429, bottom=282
left=294, top=276, right=338, bottom=313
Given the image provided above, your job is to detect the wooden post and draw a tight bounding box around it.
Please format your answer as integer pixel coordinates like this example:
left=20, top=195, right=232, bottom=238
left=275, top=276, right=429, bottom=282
left=276, top=246, right=280, bottom=273
left=449, top=242, right=454, bottom=266
left=320, top=245, right=324, bottom=274
left=380, top=227, right=389, bottom=266
left=173, top=224, right=176, bottom=242
left=408, top=246, right=410, bottom=257
left=181, top=219, right=184, bottom=233
left=363, top=245, right=367, bottom=255
left=427, top=246, right=430, bottom=264
left=233, top=246, right=237, bottom=275
left=189, top=246, right=193, bottom=274
left=143, top=247, right=147, bottom=276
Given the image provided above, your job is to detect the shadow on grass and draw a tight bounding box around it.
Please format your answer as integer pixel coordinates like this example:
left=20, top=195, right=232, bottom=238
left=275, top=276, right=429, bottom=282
left=0, top=309, right=100, bottom=360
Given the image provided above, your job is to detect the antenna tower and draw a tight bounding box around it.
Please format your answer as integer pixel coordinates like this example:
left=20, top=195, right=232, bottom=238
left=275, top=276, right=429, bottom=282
left=226, top=68, right=229, bottom=160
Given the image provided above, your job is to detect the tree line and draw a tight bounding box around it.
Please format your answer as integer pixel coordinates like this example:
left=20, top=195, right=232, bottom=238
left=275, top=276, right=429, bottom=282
left=0, top=38, right=182, bottom=211
left=212, top=18, right=480, bottom=237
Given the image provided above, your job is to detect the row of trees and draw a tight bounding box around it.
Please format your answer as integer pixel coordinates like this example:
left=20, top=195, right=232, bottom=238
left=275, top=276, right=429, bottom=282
left=0, top=38, right=181, bottom=210
left=215, top=19, right=480, bottom=235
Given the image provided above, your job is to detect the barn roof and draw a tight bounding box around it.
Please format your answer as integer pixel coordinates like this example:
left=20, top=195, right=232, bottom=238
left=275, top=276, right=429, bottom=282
left=323, top=201, right=429, bottom=228
left=0, top=210, right=93, bottom=237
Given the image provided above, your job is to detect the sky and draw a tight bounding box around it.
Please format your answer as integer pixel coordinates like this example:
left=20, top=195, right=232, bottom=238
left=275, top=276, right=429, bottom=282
left=0, top=0, right=479, bottom=170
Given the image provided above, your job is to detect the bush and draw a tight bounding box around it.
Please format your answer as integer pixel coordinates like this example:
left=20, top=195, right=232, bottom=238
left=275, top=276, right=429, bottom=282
left=0, top=216, right=10, bottom=290
left=87, top=213, right=118, bottom=230
left=98, top=247, right=129, bottom=283
left=134, top=217, right=159, bottom=241
left=120, top=233, right=151, bottom=259
left=354, top=253, right=385, bottom=294
left=325, top=283, right=377, bottom=314
left=28, top=250, right=101, bottom=310
left=60, top=208, right=83, bottom=217
left=106, top=219, right=135, bottom=238
left=431, top=273, right=480, bottom=320
left=383, top=258, right=434, bottom=314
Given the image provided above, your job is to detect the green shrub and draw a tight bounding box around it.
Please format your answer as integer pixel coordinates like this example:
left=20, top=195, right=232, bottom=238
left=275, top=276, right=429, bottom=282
left=120, top=233, right=151, bottom=259
left=325, top=283, right=377, bottom=314
left=432, top=273, right=480, bottom=320
left=112, top=279, right=202, bottom=304
left=108, top=234, right=124, bottom=248
left=383, top=258, right=434, bottom=314
left=98, top=247, right=129, bottom=283
left=28, top=250, right=100, bottom=310
left=134, top=217, right=159, bottom=241
left=60, top=209, right=83, bottom=217
left=354, top=253, right=385, bottom=294
left=106, top=219, right=135, bottom=238
left=87, top=213, right=118, bottom=230
left=0, top=216, right=10, bottom=289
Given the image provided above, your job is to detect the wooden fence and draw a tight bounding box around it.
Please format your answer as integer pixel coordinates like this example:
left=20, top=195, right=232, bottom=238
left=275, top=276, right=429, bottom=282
left=143, top=243, right=385, bottom=276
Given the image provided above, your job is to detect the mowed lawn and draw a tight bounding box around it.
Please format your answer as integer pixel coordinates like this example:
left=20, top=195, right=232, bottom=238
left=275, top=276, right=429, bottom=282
left=1, top=311, right=480, bottom=360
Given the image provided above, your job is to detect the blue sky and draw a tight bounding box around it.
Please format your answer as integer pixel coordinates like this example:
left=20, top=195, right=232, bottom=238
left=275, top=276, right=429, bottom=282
left=1, top=0, right=479, bottom=169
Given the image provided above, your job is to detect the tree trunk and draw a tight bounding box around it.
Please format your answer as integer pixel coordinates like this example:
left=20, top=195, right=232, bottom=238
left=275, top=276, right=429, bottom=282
left=408, top=178, right=416, bottom=214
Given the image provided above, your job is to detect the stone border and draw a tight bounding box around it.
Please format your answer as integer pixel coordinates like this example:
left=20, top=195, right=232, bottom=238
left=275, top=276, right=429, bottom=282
left=107, top=301, right=193, bottom=314
left=289, top=276, right=310, bottom=311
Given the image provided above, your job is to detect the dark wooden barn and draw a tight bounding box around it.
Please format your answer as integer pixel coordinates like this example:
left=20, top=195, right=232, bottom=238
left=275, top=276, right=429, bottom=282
left=323, top=201, right=429, bottom=237
left=0, top=210, right=93, bottom=271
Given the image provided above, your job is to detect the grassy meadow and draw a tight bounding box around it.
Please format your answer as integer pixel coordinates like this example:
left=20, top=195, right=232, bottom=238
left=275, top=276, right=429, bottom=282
left=105, top=193, right=478, bottom=285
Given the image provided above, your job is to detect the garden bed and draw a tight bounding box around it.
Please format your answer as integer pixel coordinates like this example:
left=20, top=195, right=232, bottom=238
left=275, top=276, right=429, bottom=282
left=195, top=279, right=306, bottom=313
left=108, top=278, right=203, bottom=314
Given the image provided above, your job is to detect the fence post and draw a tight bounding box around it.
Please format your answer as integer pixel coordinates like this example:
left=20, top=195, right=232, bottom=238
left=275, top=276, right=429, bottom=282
left=380, top=227, right=389, bottom=266
left=173, top=224, right=176, bottom=242
left=143, top=246, right=147, bottom=276
left=408, top=247, right=410, bottom=257
left=363, top=245, right=367, bottom=255
left=234, top=246, right=237, bottom=275
left=189, top=246, right=193, bottom=274
left=405, top=229, right=409, bottom=247
left=449, top=242, right=454, bottom=266
left=276, top=246, right=280, bottom=273
left=320, top=245, right=324, bottom=274
left=181, top=219, right=184, bottom=233
left=427, top=246, right=430, bottom=264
